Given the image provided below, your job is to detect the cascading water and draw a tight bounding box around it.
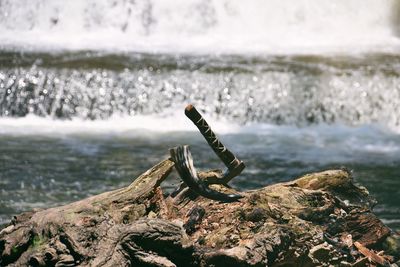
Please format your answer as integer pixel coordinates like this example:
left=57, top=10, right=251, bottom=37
left=0, top=0, right=399, bottom=54
left=0, top=0, right=399, bottom=230
left=0, top=0, right=400, bottom=128
left=2, top=55, right=400, bottom=128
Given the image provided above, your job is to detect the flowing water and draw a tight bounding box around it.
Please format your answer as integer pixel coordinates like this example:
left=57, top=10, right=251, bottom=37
left=0, top=0, right=400, bottom=230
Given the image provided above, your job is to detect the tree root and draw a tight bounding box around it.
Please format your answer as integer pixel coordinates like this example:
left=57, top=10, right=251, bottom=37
left=1, top=160, right=399, bottom=266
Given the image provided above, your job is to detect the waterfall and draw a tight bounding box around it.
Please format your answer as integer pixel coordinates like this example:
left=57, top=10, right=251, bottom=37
left=1, top=0, right=400, bottom=129
left=0, top=0, right=399, bottom=54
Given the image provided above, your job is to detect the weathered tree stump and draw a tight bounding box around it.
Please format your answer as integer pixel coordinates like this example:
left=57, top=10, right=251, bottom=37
left=1, top=159, right=399, bottom=266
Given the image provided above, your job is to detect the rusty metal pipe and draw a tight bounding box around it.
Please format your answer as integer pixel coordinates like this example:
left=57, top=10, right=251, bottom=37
left=184, top=104, right=245, bottom=183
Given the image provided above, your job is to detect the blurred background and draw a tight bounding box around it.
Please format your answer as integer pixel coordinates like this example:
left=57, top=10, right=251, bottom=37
left=0, top=0, right=399, bottom=230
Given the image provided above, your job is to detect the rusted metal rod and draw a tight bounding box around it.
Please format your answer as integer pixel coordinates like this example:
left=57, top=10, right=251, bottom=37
left=184, top=104, right=245, bottom=183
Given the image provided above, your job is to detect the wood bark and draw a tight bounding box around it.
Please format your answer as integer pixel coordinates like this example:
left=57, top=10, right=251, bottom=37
left=1, top=159, right=399, bottom=266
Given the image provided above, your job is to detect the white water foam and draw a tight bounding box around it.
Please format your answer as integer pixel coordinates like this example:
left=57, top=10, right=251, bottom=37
left=1, top=0, right=400, bottom=55
left=0, top=113, right=241, bottom=136
left=1, top=114, right=399, bottom=157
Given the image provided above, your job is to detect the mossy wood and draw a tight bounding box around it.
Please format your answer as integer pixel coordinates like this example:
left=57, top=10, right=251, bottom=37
left=1, top=159, right=399, bottom=266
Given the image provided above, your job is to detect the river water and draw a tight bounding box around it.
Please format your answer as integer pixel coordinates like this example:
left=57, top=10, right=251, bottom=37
left=0, top=0, right=400, bottom=230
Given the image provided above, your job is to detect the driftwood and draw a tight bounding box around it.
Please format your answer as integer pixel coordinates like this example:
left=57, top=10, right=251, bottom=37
left=1, top=105, right=399, bottom=266
left=1, top=159, right=399, bottom=266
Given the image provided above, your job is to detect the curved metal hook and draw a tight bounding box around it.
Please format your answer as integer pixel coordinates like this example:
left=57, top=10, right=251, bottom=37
left=170, top=145, right=242, bottom=202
